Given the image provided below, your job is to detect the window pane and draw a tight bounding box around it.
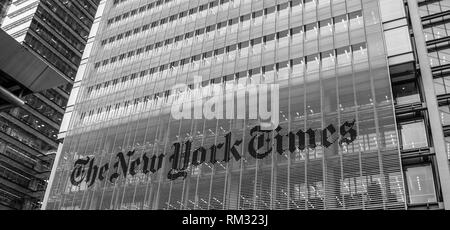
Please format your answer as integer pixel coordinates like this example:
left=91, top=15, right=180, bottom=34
left=445, top=136, right=450, bottom=160
left=405, top=165, right=437, bottom=204
left=400, top=121, right=428, bottom=150
left=439, top=105, right=450, bottom=126
left=393, top=81, right=420, bottom=105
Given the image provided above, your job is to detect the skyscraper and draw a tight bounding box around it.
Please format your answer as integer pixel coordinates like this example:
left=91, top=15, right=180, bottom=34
left=43, top=0, right=450, bottom=210
left=0, top=0, right=99, bottom=209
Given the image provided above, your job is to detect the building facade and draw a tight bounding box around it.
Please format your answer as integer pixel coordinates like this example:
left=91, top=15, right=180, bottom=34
left=0, top=0, right=99, bottom=209
left=0, top=28, right=69, bottom=210
left=43, top=0, right=450, bottom=210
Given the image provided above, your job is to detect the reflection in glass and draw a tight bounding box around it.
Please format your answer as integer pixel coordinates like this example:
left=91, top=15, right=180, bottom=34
left=405, top=165, right=437, bottom=204
left=400, top=121, right=428, bottom=150
left=393, top=81, right=421, bottom=105
left=439, top=105, right=450, bottom=126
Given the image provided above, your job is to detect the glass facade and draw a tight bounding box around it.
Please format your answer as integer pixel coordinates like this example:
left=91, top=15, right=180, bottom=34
left=45, top=0, right=409, bottom=210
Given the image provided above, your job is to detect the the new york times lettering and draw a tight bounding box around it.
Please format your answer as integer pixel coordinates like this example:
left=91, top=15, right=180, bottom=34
left=70, top=120, right=357, bottom=187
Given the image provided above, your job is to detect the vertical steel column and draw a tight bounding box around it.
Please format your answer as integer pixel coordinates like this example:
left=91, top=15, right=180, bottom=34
left=41, top=143, right=63, bottom=210
left=407, top=0, right=450, bottom=209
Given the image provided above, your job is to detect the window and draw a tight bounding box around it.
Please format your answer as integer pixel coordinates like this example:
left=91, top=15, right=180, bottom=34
left=405, top=165, right=437, bottom=205
left=291, top=57, right=304, bottom=77
left=384, top=26, right=412, bottom=57
left=321, top=50, right=335, bottom=70
left=336, top=46, right=351, bottom=65
left=306, top=54, right=320, bottom=72
left=305, top=22, right=318, bottom=41
left=439, top=105, right=450, bottom=126
left=379, top=0, right=406, bottom=22
left=428, top=45, right=450, bottom=67
left=277, top=61, right=289, bottom=80
left=400, top=121, right=428, bottom=150
left=434, top=75, right=450, bottom=95
left=392, top=81, right=421, bottom=105
left=319, top=19, right=333, bottom=37
left=445, top=136, right=450, bottom=159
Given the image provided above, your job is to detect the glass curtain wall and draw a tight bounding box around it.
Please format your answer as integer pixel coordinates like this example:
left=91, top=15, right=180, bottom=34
left=46, top=0, right=406, bottom=210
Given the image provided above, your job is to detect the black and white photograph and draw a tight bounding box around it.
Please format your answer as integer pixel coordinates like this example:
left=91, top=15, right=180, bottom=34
left=0, top=0, right=449, bottom=227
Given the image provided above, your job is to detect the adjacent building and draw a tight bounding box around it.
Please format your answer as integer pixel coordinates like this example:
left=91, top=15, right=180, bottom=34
left=0, top=0, right=99, bottom=209
left=0, top=28, right=68, bottom=210
left=43, top=0, right=450, bottom=210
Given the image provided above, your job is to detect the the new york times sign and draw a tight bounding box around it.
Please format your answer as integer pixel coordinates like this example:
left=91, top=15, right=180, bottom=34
left=70, top=120, right=357, bottom=187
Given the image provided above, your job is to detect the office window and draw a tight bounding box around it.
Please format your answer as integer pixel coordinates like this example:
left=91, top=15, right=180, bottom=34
left=428, top=45, right=450, bottom=67
left=439, top=105, right=450, bottom=126
left=423, top=21, right=450, bottom=41
left=379, top=0, right=406, bottom=22
left=384, top=26, right=412, bottom=57
left=305, top=22, right=318, bottom=41
left=336, top=46, right=351, bottom=65
left=405, top=165, right=437, bottom=205
left=306, top=54, right=320, bottom=72
left=392, top=81, right=421, bottom=105
left=419, top=0, right=450, bottom=17
left=445, top=136, right=450, bottom=159
left=400, top=120, right=428, bottom=150
left=291, top=57, right=304, bottom=77
left=434, top=76, right=450, bottom=95
left=321, top=50, right=335, bottom=70
left=319, top=19, right=333, bottom=37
